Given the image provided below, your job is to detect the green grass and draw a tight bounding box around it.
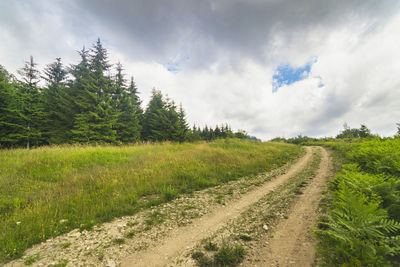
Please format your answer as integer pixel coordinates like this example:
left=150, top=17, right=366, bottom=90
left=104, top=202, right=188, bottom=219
left=193, top=243, right=246, bottom=267
left=61, top=242, right=71, bottom=248
left=0, top=139, right=302, bottom=263
left=214, top=244, right=246, bottom=266
left=24, top=253, right=40, bottom=265
left=204, top=240, right=218, bottom=251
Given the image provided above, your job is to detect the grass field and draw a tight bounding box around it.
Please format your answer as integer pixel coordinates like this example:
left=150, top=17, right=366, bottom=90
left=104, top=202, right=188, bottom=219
left=0, top=139, right=303, bottom=262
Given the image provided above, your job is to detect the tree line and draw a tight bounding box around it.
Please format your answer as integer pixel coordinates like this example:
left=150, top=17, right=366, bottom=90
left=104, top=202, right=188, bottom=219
left=0, top=39, right=249, bottom=148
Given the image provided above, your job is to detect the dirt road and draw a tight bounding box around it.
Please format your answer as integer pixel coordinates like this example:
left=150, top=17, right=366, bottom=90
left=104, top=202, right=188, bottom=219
left=121, top=146, right=330, bottom=267
left=243, top=146, right=331, bottom=266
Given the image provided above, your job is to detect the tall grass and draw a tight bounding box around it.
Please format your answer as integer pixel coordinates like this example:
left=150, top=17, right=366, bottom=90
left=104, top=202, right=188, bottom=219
left=0, top=139, right=302, bottom=262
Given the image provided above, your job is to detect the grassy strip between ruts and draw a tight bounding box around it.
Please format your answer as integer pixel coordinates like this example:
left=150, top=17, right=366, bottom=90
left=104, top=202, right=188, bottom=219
left=0, top=139, right=303, bottom=263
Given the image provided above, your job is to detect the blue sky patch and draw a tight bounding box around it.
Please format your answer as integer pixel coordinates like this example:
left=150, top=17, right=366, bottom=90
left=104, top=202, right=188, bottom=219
left=166, top=48, right=190, bottom=72
left=272, top=60, right=315, bottom=92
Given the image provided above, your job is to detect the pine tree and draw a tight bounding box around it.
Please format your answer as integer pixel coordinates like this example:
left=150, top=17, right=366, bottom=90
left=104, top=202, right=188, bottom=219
left=71, top=39, right=118, bottom=143
left=142, top=89, right=183, bottom=142
left=69, top=47, right=95, bottom=142
left=209, top=128, right=215, bottom=140
left=114, top=64, right=141, bottom=142
left=42, top=58, right=70, bottom=144
left=0, top=66, right=24, bottom=147
left=220, top=124, right=227, bottom=138
left=164, top=98, right=181, bottom=141
left=112, top=62, right=125, bottom=104
left=203, top=125, right=209, bottom=140
left=225, top=124, right=234, bottom=138
left=214, top=125, right=221, bottom=138
left=191, top=124, right=201, bottom=141
left=128, top=76, right=143, bottom=122
left=142, top=89, right=168, bottom=141
left=177, top=104, right=189, bottom=142
left=17, top=56, right=44, bottom=149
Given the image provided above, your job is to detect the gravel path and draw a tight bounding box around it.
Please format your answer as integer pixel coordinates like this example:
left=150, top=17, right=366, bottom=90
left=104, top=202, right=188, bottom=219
left=243, top=146, right=331, bottom=267
left=121, top=147, right=314, bottom=267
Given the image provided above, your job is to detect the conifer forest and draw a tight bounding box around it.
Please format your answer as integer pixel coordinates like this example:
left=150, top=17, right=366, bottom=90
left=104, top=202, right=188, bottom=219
left=0, top=39, right=247, bottom=149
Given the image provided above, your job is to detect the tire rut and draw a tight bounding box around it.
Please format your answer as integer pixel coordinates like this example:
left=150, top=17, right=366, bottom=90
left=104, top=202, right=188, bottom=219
left=243, top=146, right=331, bottom=267
left=121, top=147, right=314, bottom=267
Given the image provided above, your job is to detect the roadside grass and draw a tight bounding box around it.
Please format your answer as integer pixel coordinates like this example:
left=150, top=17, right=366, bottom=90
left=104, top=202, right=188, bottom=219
left=0, top=139, right=302, bottom=263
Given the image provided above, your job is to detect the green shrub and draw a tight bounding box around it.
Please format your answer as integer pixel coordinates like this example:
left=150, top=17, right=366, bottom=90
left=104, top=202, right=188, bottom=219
left=315, top=189, right=400, bottom=266
left=316, top=138, right=400, bottom=266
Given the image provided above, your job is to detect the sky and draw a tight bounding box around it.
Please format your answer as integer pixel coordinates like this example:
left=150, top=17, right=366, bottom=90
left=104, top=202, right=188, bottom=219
left=1, top=0, right=400, bottom=140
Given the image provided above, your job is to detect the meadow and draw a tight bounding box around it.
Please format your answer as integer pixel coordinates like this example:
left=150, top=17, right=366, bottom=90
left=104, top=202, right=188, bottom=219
left=0, top=139, right=303, bottom=262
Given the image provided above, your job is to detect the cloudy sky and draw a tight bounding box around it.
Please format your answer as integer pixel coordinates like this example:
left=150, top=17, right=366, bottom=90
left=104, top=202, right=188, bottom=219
left=1, top=0, right=400, bottom=140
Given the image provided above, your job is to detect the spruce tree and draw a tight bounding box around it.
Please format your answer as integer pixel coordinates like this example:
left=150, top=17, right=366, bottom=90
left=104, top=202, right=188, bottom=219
left=42, top=58, right=70, bottom=144
left=113, top=64, right=141, bottom=142
left=202, top=125, right=209, bottom=140
left=163, top=97, right=179, bottom=141
left=214, top=125, right=221, bottom=138
left=17, top=56, right=44, bottom=149
left=177, top=104, right=189, bottom=142
left=71, top=39, right=118, bottom=143
left=191, top=124, right=201, bottom=141
left=142, top=89, right=168, bottom=141
left=112, top=62, right=125, bottom=104
left=69, top=47, right=95, bottom=142
left=0, top=66, right=24, bottom=147
left=128, top=77, right=143, bottom=119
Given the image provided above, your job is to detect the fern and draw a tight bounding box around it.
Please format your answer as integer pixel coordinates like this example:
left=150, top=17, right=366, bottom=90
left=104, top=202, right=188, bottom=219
left=315, top=188, right=400, bottom=266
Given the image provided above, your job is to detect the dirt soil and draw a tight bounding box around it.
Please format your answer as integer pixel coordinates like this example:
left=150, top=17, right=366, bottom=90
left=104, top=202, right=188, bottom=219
left=242, top=146, right=331, bottom=267
left=7, top=146, right=332, bottom=267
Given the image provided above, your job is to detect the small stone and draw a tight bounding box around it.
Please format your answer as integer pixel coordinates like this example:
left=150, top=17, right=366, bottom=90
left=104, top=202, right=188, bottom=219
left=68, top=230, right=82, bottom=239
left=106, top=260, right=116, bottom=267
left=263, top=225, right=269, bottom=231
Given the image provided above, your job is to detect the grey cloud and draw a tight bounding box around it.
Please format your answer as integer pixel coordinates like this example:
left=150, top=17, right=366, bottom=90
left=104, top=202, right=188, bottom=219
left=303, top=92, right=352, bottom=134
left=67, top=0, right=399, bottom=69
left=2, top=0, right=398, bottom=71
